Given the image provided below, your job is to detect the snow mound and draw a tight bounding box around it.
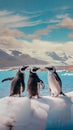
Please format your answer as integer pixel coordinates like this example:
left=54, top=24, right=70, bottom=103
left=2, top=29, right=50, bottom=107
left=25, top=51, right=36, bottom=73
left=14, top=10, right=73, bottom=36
left=0, top=92, right=73, bottom=130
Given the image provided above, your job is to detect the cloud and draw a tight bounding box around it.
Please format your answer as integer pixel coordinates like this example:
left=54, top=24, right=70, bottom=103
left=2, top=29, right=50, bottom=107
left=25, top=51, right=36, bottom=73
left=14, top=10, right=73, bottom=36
left=0, top=10, right=49, bottom=40
left=0, top=27, right=26, bottom=38
left=0, top=10, right=43, bottom=40
left=0, top=7, right=72, bottom=29
left=0, top=10, right=42, bottom=29
left=68, top=34, right=73, bottom=38
left=0, top=14, right=28, bottom=25
left=45, top=14, right=69, bottom=25
left=59, top=6, right=70, bottom=10
left=0, top=10, right=13, bottom=16
left=59, top=17, right=73, bottom=29
left=0, top=10, right=67, bottom=40
left=49, top=19, right=60, bottom=23
left=56, top=14, right=69, bottom=19
left=0, top=24, right=57, bottom=40
left=22, top=5, right=70, bottom=15
left=27, top=25, right=57, bottom=39
left=32, top=26, right=52, bottom=38
left=1, top=10, right=73, bottom=42
left=5, top=20, right=42, bottom=28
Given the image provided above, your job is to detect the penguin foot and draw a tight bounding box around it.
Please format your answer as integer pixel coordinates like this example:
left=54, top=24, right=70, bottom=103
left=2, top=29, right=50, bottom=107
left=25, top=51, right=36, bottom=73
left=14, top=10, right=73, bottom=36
left=19, top=95, right=22, bottom=97
left=60, top=92, right=66, bottom=96
left=9, top=94, right=14, bottom=96
left=51, top=93, right=54, bottom=97
left=51, top=93, right=58, bottom=97
left=37, top=95, right=41, bottom=98
left=29, top=96, right=32, bottom=99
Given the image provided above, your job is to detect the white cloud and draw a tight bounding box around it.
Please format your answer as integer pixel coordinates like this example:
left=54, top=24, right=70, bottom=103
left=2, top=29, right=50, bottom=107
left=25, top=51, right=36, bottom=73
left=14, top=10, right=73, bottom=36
left=5, top=20, right=42, bottom=28
left=0, top=10, right=13, bottom=16
left=49, top=19, right=60, bottom=23
left=0, top=15, right=28, bottom=24
left=56, top=14, right=69, bottom=19
left=0, top=10, right=42, bottom=29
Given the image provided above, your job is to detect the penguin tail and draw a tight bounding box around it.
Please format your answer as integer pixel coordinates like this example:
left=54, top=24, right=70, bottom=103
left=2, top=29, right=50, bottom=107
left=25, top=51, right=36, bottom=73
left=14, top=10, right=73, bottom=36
left=60, top=91, right=66, bottom=96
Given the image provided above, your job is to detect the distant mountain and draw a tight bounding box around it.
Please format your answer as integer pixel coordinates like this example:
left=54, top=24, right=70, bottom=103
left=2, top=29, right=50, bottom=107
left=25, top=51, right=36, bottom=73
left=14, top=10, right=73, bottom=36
left=45, top=51, right=73, bottom=66
left=0, top=49, right=48, bottom=68
left=0, top=36, right=73, bottom=66
left=47, top=52, right=68, bottom=61
left=11, top=50, right=22, bottom=56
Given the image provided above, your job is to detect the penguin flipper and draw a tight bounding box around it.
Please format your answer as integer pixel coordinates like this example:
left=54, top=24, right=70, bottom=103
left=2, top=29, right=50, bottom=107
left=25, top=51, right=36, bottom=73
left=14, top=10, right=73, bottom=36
left=2, top=77, right=14, bottom=82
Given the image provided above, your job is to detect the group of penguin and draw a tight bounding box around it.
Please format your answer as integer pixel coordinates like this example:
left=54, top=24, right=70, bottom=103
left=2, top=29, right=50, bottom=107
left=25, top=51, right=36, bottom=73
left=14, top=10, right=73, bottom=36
left=1, top=65, right=65, bottom=98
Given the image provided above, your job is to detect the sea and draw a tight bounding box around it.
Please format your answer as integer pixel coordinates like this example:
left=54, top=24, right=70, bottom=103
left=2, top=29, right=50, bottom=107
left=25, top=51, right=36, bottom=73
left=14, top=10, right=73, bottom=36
left=0, top=69, right=73, bottom=98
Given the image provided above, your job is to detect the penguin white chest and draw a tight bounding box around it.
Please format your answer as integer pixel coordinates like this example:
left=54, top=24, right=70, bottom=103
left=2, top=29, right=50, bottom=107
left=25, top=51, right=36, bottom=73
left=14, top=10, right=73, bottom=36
left=48, top=73, right=61, bottom=96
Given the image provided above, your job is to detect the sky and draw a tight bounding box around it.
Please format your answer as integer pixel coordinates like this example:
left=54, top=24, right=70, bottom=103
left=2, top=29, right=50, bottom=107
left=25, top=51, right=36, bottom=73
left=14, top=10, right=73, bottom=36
left=0, top=0, right=73, bottom=65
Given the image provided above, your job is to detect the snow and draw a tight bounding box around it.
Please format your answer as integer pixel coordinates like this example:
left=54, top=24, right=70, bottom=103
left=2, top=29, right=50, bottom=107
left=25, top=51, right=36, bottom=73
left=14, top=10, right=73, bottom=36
left=0, top=92, right=73, bottom=130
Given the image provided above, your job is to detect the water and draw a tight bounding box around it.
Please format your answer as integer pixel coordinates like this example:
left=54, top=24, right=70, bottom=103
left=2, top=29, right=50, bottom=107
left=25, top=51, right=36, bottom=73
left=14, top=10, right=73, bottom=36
left=0, top=69, right=73, bottom=98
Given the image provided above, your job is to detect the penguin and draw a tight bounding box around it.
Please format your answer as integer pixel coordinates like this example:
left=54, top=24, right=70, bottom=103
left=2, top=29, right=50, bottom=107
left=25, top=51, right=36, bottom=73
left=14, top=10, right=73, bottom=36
left=27, top=67, right=45, bottom=99
left=45, top=66, right=65, bottom=97
left=2, top=66, right=28, bottom=97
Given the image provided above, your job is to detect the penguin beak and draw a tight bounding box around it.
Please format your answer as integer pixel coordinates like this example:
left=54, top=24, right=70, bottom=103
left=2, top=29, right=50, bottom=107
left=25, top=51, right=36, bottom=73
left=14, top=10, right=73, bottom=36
left=45, top=66, right=56, bottom=72
left=45, top=67, right=54, bottom=71
left=30, top=67, right=40, bottom=72
left=33, top=67, right=40, bottom=71
left=36, top=67, right=40, bottom=71
left=21, top=66, right=29, bottom=71
left=45, top=67, right=50, bottom=70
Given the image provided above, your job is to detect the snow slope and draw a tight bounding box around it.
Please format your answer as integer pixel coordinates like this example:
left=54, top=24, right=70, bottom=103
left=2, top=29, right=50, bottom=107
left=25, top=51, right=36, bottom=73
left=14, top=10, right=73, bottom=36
left=0, top=92, right=73, bottom=130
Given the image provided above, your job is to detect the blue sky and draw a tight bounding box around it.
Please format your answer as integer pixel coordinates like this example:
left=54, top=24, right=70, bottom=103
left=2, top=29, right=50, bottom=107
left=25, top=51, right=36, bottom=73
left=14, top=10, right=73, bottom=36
left=0, top=0, right=73, bottom=42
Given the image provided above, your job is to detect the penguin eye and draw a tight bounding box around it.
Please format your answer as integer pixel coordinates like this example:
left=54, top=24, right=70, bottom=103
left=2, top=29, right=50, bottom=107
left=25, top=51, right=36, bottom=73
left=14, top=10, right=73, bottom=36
left=49, top=68, right=53, bottom=71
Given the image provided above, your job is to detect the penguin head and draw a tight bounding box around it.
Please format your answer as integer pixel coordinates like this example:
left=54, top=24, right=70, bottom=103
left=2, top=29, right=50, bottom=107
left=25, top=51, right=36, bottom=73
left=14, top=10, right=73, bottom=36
left=30, top=67, right=40, bottom=73
left=45, top=66, right=56, bottom=72
left=18, top=66, right=29, bottom=73
left=20, top=66, right=29, bottom=71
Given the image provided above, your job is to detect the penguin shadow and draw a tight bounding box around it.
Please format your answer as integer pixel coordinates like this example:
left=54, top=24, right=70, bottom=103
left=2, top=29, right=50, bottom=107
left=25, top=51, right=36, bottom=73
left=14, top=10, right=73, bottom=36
left=35, top=96, right=56, bottom=113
